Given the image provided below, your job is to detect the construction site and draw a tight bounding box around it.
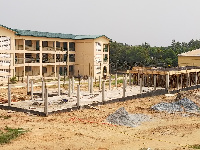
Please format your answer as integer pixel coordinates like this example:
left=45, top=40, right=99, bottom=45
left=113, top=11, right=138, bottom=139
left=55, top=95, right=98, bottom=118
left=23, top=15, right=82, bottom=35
left=0, top=66, right=200, bottom=150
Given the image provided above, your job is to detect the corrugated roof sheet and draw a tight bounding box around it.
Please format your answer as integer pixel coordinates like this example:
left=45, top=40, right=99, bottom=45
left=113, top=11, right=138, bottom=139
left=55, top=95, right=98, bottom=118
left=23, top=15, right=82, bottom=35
left=0, top=24, right=110, bottom=40
left=178, top=49, right=200, bottom=56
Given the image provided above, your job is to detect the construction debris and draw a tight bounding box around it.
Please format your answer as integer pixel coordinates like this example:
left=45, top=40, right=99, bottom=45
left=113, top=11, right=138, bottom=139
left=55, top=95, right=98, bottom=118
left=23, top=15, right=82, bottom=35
left=151, top=98, right=200, bottom=113
left=107, top=107, right=151, bottom=127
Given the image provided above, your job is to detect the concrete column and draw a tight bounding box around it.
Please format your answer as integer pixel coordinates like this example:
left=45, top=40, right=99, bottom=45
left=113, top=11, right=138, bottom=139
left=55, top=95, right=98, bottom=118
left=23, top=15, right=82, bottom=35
left=115, top=73, right=117, bottom=87
left=88, top=77, right=90, bottom=92
left=42, top=78, right=44, bottom=101
left=109, top=75, right=111, bottom=90
left=90, top=77, right=93, bottom=94
left=99, top=76, right=101, bottom=90
left=166, top=73, right=169, bottom=90
left=27, top=75, right=29, bottom=93
left=68, top=79, right=71, bottom=97
left=72, top=76, right=74, bottom=93
left=138, top=73, right=140, bottom=85
left=129, top=73, right=131, bottom=86
left=195, top=72, right=198, bottom=85
left=58, top=74, right=60, bottom=96
left=180, top=74, right=183, bottom=89
left=31, top=80, right=33, bottom=100
left=177, top=75, right=179, bottom=90
left=154, top=75, right=156, bottom=91
left=8, top=84, right=11, bottom=107
left=77, top=85, right=80, bottom=108
left=186, top=73, right=189, bottom=88
left=123, top=78, right=125, bottom=98
left=102, top=81, right=105, bottom=103
left=140, top=78, right=142, bottom=94
left=44, top=88, right=48, bottom=116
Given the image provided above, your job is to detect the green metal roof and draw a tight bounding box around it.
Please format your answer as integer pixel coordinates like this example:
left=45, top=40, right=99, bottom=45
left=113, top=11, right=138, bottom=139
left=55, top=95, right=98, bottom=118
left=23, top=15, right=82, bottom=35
left=0, top=24, right=111, bottom=40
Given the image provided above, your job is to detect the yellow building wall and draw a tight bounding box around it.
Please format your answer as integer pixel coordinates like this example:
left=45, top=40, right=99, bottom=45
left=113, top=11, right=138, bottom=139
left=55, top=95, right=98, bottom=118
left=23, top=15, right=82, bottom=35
left=0, top=26, right=15, bottom=77
left=178, top=56, right=200, bottom=66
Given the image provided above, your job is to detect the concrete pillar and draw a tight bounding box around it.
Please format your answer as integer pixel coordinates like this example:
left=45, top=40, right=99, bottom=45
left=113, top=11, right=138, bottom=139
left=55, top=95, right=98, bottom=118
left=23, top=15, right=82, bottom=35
left=129, top=73, right=131, bottom=86
left=90, top=77, right=93, bottom=94
left=177, top=74, right=179, bottom=90
left=180, top=74, right=183, bottom=89
left=109, top=75, right=111, bottom=90
left=138, top=73, right=140, bottom=85
left=115, top=73, right=117, bottom=87
left=140, top=78, right=142, bottom=94
left=195, top=72, right=198, bottom=85
left=166, top=73, right=169, bottom=90
left=27, top=75, right=29, bottom=93
left=44, top=88, right=48, bottom=116
left=186, top=73, right=189, bottom=88
left=68, top=79, right=71, bottom=97
left=77, top=85, right=80, bottom=108
left=72, top=76, right=74, bottom=93
left=99, top=76, right=101, bottom=90
left=8, top=84, right=11, bottom=107
left=88, top=77, right=90, bottom=92
left=102, top=81, right=105, bottom=103
left=154, top=75, right=156, bottom=91
left=42, top=78, right=45, bottom=101
left=125, top=74, right=127, bottom=88
left=31, top=80, right=33, bottom=100
left=58, top=74, right=60, bottom=96
left=123, top=78, right=125, bottom=98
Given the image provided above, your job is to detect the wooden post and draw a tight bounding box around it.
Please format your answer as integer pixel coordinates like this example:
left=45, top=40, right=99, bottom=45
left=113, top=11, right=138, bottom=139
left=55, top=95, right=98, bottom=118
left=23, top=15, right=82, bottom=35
left=42, top=78, right=44, bottom=101
left=154, top=75, right=156, bottom=91
left=88, top=76, right=90, bottom=92
left=177, top=74, right=179, bottom=90
left=99, top=76, right=101, bottom=90
left=58, top=74, right=60, bottom=96
left=72, top=76, right=74, bottom=93
left=68, top=79, right=71, bottom=97
left=109, top=75, right=111, bottom=90
left=123, top=78, right=125, bottom=98
left=44, top=88, right=48, bottom=116
left=8, top=84, right=11, bottom=107
left=90, top=77, right=93, bottom=94
left=115, top=73, right=117, bottom=87
left=27, top=75, right=29, bottom=94
left=102, top=81, right=105, bottom=103
left=77, top=85, right=80, bottom=108
left=129, top=72, right=131, bottom=86
left=31, top=80, right=33, bottom=100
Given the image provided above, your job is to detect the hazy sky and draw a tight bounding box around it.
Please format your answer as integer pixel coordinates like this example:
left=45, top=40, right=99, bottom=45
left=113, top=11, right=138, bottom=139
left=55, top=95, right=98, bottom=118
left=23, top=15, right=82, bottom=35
left=1, top=0, right=200, bottom=46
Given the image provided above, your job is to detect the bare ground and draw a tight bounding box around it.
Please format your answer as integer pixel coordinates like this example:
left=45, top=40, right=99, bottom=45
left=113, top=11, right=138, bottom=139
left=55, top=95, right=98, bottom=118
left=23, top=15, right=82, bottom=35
left=0, top=90, right=200, bottom=150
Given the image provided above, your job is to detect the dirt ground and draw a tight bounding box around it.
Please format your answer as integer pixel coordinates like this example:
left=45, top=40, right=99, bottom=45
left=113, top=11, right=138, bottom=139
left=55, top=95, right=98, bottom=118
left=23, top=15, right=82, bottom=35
left=0, top=90, right=200, bottom=150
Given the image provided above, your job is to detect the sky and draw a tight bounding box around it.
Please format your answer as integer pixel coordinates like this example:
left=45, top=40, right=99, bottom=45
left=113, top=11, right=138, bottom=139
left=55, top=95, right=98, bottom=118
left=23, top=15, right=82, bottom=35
left=1, top=0, right=200, bottom=46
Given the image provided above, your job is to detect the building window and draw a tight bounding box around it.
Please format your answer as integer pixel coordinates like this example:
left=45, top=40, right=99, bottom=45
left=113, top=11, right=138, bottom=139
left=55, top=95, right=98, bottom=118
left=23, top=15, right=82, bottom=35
left=96, top=42, right=101, bottom=51
left=52, top=67, right=54, bottom=73
left=56, top=41, right=60, bottom=47
left=25, top=40, right=32, bottom=47
left=42, top=67, right=47, bottom=74
left=103, top=54, right=108, bottom=62
left=63, top=42, right=68, bottom=51
left=69, top=54, right=75, bottom=62
left=69, top=42, right=75, bottom=51
left=103, top=44, right=108, bottom=52
left=25, top=66, right=32, bottom=72
left=42, top=41, right=48, bottom=47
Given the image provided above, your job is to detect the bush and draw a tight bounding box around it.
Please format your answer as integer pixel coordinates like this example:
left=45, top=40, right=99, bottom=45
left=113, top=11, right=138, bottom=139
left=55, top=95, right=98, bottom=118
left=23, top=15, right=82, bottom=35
left=10, top=76, right=17, bottom=84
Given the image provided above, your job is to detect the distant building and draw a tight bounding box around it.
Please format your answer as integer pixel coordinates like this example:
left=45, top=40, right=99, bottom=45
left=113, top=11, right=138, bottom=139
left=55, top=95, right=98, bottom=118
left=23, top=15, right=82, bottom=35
left=0, top=25, right=110, bottom=81
left=178, top=49, right=200, bottom=67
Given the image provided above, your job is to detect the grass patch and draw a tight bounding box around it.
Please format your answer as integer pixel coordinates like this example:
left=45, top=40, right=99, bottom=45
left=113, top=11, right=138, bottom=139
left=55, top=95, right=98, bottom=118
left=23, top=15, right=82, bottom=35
left=189, top=144, right=200, bottom=149
left=0, top=127, right=26, bottom=145
left=0, top=115, right=11, bottom=119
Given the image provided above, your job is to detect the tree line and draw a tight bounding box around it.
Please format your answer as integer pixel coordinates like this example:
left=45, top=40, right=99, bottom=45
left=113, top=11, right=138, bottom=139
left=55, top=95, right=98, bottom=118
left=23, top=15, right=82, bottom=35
left=109, top=39, right=200, bottom=72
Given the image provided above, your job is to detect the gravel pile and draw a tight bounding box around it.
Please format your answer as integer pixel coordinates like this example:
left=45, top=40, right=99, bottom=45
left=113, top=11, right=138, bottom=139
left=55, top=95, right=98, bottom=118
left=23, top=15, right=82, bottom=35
left=107, top=107, right=151, bottom=127
left=151, top=98, right=200, bottom=113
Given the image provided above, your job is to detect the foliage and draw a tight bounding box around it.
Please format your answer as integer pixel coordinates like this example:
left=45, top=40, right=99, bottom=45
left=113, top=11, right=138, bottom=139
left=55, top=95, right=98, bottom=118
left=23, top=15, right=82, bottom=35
left=0, top=127, right=26, bottom=144
left=109, top=39, right=200, bottom=72
left=10, top=76, right=17, bottom=84
left=189, top=144, right=200, bottom=149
